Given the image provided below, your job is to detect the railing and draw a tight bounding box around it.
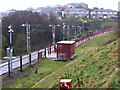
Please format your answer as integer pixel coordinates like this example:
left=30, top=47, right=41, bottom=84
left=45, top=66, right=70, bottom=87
left=75, top=28, right=115, bottom=48
left=0, top=50, right=44, bottom=76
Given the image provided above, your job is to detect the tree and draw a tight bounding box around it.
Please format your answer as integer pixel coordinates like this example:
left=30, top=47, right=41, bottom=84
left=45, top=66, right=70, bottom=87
left=1, top=35, right=8, bottom=57
left=14, top=34, right=26, bottom=55
left=2, top=11, right=52, bottom=56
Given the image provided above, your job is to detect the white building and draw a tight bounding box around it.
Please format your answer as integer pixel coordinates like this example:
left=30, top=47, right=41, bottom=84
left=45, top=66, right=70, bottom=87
left=68, top=2, right=88, bottom=8
left=91, top=9, right=117, bottom=19
left=63, top=8, right=89, bottom=18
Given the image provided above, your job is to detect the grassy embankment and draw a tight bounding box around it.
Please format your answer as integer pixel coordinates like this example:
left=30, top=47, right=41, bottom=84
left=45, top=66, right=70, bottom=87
left=4, top=31, right=119, bottom=88
left=31, top=31, right=119, bottom=88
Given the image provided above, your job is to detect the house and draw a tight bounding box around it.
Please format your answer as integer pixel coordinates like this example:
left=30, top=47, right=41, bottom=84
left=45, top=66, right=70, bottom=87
left=91, top=8, right=117, bottom=19
left=63, top=8, right=89, bottom=18
left=68, top=2, right=88, bottom=8
left=34, top=6, right=62, bottom=19
left=0, top=13, right=2, bottom=20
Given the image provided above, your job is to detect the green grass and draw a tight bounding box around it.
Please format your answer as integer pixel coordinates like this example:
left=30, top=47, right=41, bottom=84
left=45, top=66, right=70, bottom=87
left=3, top=59, right=71, bottom=88
left=75, top=31, right=117, bottom=56
left=31, top=31, right=118, bottom=88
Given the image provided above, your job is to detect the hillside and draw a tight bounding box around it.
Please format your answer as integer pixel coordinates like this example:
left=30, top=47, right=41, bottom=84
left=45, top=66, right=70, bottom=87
left=32, top=32, right=119, bottom=88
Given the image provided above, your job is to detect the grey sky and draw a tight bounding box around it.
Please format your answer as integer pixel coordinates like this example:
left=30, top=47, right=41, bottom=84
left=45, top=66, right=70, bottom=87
left=0, top=0, right=119, bottom=12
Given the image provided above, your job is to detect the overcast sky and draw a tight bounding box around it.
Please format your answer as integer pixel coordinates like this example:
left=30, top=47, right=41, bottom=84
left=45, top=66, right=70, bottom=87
left=0, top=0, right=119, bottom=12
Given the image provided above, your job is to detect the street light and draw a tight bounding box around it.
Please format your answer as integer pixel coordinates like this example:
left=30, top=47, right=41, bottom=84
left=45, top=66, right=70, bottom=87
left=49, top=24, right=60, bottom=44
left=22, top=23, right=31, bottom=54
left=8, top=24, right=14, bottom=72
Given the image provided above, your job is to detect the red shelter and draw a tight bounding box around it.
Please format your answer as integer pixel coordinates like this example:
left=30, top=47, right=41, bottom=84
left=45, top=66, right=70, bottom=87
left=57, top=41, right=76, bottom=60
left=60, top=79, right=72, bottom=90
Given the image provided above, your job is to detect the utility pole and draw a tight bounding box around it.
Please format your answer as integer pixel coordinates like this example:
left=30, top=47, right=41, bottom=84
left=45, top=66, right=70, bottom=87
left=63, top=23, right=66, bottom=40
left=72, top=25, right=79, bottom=39
left=53, top=25, right=55, bottom=44
left=8, top=25, right=14, bottom=72
left=22, top=23, right=31, bottom=54
left=28, top=25, right=31, bottom=53
left=78, top=26, right=81, bottom=36
left=49, top=25, right=55, bottom=44
left=82, top=22, right=84, bottom=36
left=26, top=23, right=29, bottom=54
left=67, top=25, right=69, bottom=40
left=82, top=21, right=87, bottom=36
left=75, top=26, right=77, bottom=39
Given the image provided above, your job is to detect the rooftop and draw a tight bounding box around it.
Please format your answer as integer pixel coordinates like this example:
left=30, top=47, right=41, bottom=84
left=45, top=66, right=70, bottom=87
left=64, top=8, right=88, bottom=12
left=92, top=9, right=117, bottom=12
left=60, top=79, right=72, bottom=82
left=57, top=41, right=75, bottom=44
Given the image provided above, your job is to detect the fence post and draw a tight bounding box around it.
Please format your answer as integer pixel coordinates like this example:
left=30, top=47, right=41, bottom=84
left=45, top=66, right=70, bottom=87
left=8, top=60, right=10, bottom=76
left=29, top=53, right=31, bottom=66
left=38, top=51, right=39, bottom=62
left=20, top=56, right=22, bottom=71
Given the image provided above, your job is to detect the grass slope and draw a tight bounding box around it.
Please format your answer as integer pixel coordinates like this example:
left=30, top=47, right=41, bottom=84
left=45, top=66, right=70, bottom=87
left=3, top=31, right=118, bottom=88
left=32, top=32, right=119, bottom=88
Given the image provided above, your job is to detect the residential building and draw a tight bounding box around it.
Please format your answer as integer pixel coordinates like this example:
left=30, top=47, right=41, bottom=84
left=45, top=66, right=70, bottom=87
left=68, top=2, right=88, bottom=8
left=6, top=9, right=17, bottom=14
left=63, top=8, right=89, bottom=18
left=34, top=6, right=62, bottom=19
left=91, top=9, right=117, bottom=19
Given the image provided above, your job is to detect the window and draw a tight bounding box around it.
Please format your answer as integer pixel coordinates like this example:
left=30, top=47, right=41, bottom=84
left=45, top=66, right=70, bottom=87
left=103, top=12, right=107, bottom=14
left=98, top=12, right=101, bottom=14
left=91, top=12, right=95, bottom=14
left=114, top=12, right=117, bottom=14
left=109, top=12, right=112, bottom=14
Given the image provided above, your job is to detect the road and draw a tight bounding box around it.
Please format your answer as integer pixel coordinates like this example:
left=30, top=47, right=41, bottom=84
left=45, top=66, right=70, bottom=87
left=0, top=30, right=113, bottom=75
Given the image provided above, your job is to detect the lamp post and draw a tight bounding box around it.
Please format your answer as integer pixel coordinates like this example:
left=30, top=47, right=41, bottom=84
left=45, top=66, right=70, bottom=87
left=8, top=24, right=14, bottom=72
left=22, top=23, right=31, bottom=54
left=49, top=24, right=60, bottom=44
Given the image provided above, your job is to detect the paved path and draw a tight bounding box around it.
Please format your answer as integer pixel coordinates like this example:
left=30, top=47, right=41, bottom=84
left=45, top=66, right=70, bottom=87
left=0, top=30, right=113, bottom=75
